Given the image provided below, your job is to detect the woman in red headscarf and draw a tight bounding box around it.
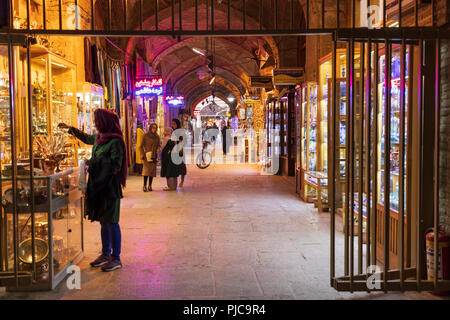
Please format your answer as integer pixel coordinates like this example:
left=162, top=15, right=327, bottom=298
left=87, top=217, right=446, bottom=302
left=58, top=108, right=127, bottom=272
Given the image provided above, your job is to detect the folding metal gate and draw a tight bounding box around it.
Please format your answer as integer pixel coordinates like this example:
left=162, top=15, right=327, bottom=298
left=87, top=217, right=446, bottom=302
left=1, top=0, right=450, bottom=292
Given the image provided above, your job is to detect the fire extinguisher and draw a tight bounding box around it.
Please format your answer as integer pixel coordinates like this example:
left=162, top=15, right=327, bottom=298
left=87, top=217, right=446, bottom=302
left=426, top=226, right=450, bottom=295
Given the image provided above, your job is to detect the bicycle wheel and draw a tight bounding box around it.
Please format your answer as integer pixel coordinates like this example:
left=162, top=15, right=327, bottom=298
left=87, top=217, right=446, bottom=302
left=196, top=151, right=212, bottom=169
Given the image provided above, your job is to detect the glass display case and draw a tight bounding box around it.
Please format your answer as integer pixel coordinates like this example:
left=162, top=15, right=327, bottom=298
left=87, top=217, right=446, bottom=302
left=340, top=45, right=410, bottom=269
left=27, top=45, right=78, bottom=168
left=76, top=83, right=104, bottom=162
left=301, top=85, right=308, bottom=173
left=377, top=46, right=409, bottom=213
left=295, top=88, right=303, bottom=195
left=278, top=93, right=296, bottom=176
left=304, top=171, right=328, bottom=212
left=299, top=83, right=317, bottom=201
left=1, top=168, right=83, bottom=291
left=0, top=48, right=10, bottom=168
left=319, top=62, right=330, bottom=175
left=308, top=85, right=318, bottom=173
left=264, top=98, right=282, bottom=172
left=280, top=99, right=288, bottom=157
left=273, top=101, right=281, bottom=158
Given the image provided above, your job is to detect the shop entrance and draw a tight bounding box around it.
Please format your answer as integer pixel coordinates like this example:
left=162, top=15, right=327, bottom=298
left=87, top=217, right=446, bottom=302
left=0, top=0, right=449, bottom=294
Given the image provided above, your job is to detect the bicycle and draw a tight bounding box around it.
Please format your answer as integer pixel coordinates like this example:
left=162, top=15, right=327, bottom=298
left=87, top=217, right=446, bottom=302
left=196, top=140, right=213, bottom=169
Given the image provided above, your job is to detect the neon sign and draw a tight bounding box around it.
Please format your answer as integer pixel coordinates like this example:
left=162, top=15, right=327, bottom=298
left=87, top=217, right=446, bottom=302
left=165, top=95, right=184, bottom=106
left=135, top=77, right=164, bottom=96
left=135, top=78, right=163, bottom=88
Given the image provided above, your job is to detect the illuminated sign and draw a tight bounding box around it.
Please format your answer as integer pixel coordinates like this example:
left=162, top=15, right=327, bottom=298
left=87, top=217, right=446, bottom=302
left=165, top=95, right=185, bottom=106
left=135, top=78, right=163, bottom=88
left=245, top=96, right=261, bottom=104
left=250, top=76, right=273, bottom=89
left=273, top=68, right=304, bottom=85
left=135, top=77, right=164, bottom=96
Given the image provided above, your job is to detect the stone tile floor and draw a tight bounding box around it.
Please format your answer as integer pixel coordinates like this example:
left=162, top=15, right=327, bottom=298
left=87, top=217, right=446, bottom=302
left=0, top=164, right=446, bottom=300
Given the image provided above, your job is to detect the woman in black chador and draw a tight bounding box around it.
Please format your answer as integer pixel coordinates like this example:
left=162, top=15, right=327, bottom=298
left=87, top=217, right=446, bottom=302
left=171, top=118, right=187, bottom=187
left=160, top=127, right=179, bottom=191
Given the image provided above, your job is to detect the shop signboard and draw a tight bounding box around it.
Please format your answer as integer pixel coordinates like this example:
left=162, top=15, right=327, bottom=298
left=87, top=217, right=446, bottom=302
left=245, top=96, right=261, bottom=104
left=250, top=76, right=273, bottom=89
left=135, top=77, right=164, bottom=96
left=272, top=68, right=304, bottom=85
left=165, top=95, right=184, bottom=106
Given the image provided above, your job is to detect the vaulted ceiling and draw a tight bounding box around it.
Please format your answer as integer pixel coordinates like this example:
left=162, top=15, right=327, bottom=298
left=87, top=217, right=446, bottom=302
left=100, top=0, right=306, bottom=113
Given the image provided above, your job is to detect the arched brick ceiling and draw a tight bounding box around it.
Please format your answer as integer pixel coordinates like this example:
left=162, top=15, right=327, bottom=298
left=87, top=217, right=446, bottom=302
left=163, top=53, right=248, bottom=90
left=186, top=83, right=235, bottom=111
left=155, top=40, right=253, bottom=92
left=98, top=0, right=306, bottom=112
left=124, top=1, right=282, bottom=61
left=119, top=1, right=286, bottom=102
left=175, top=70, right=245, bottom=97
left=150, top=37, right=261, bottom=80
left=171, top=65, right=246, bottom=96
left=130, top=34, right=269, bottom=107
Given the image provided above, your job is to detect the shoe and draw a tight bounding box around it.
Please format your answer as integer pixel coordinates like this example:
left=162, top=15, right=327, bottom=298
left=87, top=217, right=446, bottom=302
left=148, top=186, right=152, bottom=191
left=163, top=187, right=171, bottom=191
left=90, top=254, right=111, bottom=267
left=143, top=186, right=148, bottom=192
left=179, top=181, right=184, bottom=188
left=101, top=259, right=122, bottom=272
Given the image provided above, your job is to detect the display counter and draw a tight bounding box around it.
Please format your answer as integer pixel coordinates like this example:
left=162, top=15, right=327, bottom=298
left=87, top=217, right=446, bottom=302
left=304, top=171, right=328, bottom=212
left=0, top=167, right=83, bottom=291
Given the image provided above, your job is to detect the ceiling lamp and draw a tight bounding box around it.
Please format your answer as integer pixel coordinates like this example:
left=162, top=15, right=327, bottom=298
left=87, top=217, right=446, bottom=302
left=227, top=96, right=235, bottom=102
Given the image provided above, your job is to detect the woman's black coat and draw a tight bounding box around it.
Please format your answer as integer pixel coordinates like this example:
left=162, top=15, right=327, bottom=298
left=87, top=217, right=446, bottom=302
left=160, top=140, right=179, bottom=178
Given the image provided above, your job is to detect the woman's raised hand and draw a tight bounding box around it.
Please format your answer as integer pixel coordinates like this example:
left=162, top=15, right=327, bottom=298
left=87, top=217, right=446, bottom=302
left=58, top=123, right=70, bottom=129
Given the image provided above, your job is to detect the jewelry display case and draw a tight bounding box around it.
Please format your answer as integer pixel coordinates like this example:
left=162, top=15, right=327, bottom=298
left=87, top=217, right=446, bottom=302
left=279, top=92, right=296, bottom=176
left=0, top=167, right=83, bottom=291
left=76, top=83, right=104, bottom=162
left=300, top=83, right=321, bottom=203
left=340, top=44, right=411, bottom=269
left=304, top=171, right=328, bottom=212
left=0, top=49, right=10, bottom=168
left=26, top=45, right=78, bottom=168
left=295, top=87, right=303, bottom=196
left=264, top=98, right=280, bottom=172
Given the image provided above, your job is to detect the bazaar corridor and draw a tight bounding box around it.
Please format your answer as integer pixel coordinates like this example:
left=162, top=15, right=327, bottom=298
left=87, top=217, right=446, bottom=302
left=0, top=165, right=440, bottom=300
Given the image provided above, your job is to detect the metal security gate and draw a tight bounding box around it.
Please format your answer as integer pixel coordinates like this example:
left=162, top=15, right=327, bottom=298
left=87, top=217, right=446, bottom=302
left=330, top=24, right=449, bottom=293
left=0, top=0, right=449, bottom=292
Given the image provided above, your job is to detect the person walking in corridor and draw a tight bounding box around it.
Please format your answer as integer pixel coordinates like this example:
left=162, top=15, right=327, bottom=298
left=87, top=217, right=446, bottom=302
left=138, top=123, right=160, bottom=192
left=221, top=121, right=231, bottom=155
left=58, top=108, right=127, bottom=272
left=171, top=118, right=187, bottom=188
left=161, top=127, right=179, bottom=191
